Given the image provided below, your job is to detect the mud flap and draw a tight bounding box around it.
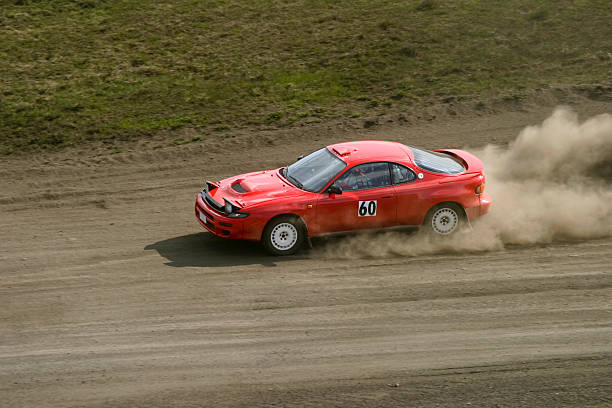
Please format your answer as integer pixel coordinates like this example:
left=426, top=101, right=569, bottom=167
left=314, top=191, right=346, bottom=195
left=461, top=216, right=473, bottom=232
left=306, top=236, right=314, bottom=249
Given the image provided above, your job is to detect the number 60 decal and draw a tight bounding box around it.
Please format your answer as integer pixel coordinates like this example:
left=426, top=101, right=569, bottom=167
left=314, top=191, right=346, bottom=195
left=358, top=200, right=377, bottom=216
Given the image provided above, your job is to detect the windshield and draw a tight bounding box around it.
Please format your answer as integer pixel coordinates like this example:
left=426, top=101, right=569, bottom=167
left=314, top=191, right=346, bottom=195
left=285, top=148, right=346, bottom=192
left=409, top=147, right=465, bottom=174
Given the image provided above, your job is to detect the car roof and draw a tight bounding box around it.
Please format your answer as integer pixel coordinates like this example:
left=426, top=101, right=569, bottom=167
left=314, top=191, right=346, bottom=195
left=327, top=140, right=412, bottom=166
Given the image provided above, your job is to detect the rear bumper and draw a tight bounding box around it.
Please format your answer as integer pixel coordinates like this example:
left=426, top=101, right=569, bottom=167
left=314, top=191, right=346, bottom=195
left=479, top=192, right=492, bottom=216
left=195, top=194, right=244, bottom=239
left=464, top=192, right=492, bottom=220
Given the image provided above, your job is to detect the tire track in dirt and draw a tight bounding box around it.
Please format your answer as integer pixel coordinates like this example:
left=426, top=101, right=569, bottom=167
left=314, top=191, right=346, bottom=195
left=1, top=104, right=611, bottom=407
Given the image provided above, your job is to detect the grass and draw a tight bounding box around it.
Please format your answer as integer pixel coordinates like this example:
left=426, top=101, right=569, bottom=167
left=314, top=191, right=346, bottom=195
left=0, top=0, right=611, bottom=153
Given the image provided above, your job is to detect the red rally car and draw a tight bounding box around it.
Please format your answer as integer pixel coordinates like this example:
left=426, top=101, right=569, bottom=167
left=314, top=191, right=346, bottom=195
left=195, top=141, right=491, bottom=255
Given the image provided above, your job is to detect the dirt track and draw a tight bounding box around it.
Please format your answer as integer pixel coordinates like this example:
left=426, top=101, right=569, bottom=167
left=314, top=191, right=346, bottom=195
left=1, top=103, right=611, bottom=407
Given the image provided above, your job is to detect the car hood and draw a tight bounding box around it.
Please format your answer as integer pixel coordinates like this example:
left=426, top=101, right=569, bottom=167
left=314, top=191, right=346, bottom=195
left=209, top=169, right=306, bottom=209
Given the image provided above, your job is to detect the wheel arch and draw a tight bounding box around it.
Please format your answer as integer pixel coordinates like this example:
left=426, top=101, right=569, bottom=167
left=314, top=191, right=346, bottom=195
left=423, top=201, right=467, bottom=225
left=260, top=213, right=310, bottom=241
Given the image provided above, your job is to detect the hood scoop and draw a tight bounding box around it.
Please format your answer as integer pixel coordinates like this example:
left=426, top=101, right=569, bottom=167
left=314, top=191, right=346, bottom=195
left=231, top=180, right=248, bottom=193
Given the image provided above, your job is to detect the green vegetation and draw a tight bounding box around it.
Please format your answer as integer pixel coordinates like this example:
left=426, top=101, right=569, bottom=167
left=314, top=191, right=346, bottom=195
left=1, top=0, right=610, bottom=153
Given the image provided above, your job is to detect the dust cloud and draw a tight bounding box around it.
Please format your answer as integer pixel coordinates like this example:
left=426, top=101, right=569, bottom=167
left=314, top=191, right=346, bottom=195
left=320, top=107, right=612, bottom=258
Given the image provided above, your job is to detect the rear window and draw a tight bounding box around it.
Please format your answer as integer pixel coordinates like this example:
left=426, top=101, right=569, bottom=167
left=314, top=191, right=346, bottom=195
left=409, top=147, right=465, bottom=174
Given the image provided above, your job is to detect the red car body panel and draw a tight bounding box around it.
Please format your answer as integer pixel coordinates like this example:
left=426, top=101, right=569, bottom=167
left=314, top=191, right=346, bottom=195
left=314, top=185, right=397, bottom=234
left=195, top=141, right=491, bottom=242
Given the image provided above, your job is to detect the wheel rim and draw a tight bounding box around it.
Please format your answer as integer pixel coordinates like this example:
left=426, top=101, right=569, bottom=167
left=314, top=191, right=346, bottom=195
left=270, top=222, right=299, bottom=251
left=431, top=208, right=459, bottom=235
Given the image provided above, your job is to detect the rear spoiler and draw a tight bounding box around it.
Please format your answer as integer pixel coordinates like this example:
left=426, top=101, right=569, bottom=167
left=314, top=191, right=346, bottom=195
left=434, top=149, right=484, bottom=174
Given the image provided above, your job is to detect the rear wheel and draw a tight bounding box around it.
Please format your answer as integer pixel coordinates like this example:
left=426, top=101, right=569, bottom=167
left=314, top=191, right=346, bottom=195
left=262, top=216, right=306, bottom=255
left=424, top=203, right=464, bottom=236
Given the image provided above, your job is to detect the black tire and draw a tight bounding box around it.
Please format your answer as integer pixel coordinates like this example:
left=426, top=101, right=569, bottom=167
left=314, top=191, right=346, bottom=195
left=423, top=203, right=465, bottom=236
left=262, top=215, right=306, bottom=256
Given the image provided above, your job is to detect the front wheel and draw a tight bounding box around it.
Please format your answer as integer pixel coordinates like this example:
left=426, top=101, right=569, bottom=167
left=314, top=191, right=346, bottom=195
left=262, top=216, right=306, bottom=255
left=424, top=203, right=464, bottom=236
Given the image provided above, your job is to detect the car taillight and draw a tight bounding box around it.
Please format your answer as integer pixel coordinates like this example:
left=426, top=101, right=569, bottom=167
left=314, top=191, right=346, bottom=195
left=475, top=183, right=485, bottom=194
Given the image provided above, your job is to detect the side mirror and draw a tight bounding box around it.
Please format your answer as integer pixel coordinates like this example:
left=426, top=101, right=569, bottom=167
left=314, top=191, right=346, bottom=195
left=327, top=183, right=342, bottom=195
left=296, top=155, right=304, bottom=161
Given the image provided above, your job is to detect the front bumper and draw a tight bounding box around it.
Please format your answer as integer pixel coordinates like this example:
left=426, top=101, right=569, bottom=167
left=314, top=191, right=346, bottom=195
left=195, top=193, right=244, bottom=239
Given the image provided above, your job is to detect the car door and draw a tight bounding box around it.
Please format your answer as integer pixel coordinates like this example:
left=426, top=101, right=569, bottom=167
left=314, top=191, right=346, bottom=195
left=315, top=162, right=397, bottom=233
left=391, top=162, right=430, bottom=225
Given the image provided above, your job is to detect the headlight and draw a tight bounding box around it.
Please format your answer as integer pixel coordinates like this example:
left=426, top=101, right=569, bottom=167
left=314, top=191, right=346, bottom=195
left=224, top=198, right=248, bottom=217
left=224, top=200, right=233, bottom=214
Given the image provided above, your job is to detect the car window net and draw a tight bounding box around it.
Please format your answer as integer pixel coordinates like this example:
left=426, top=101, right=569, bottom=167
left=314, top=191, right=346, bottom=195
left=391, top=163, right=416, bottom=183
left=336, top=162, right=391, bottom=191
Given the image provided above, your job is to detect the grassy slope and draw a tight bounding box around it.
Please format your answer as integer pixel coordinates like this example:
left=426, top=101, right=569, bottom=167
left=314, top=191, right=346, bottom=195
left=0, top=0, right=610, bottom=153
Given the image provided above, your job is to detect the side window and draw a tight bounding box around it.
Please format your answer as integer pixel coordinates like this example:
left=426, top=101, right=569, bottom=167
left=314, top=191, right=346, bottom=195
left=390, top=163, right=416, bottom=184
left=335, top=162, right=391, bottom=191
